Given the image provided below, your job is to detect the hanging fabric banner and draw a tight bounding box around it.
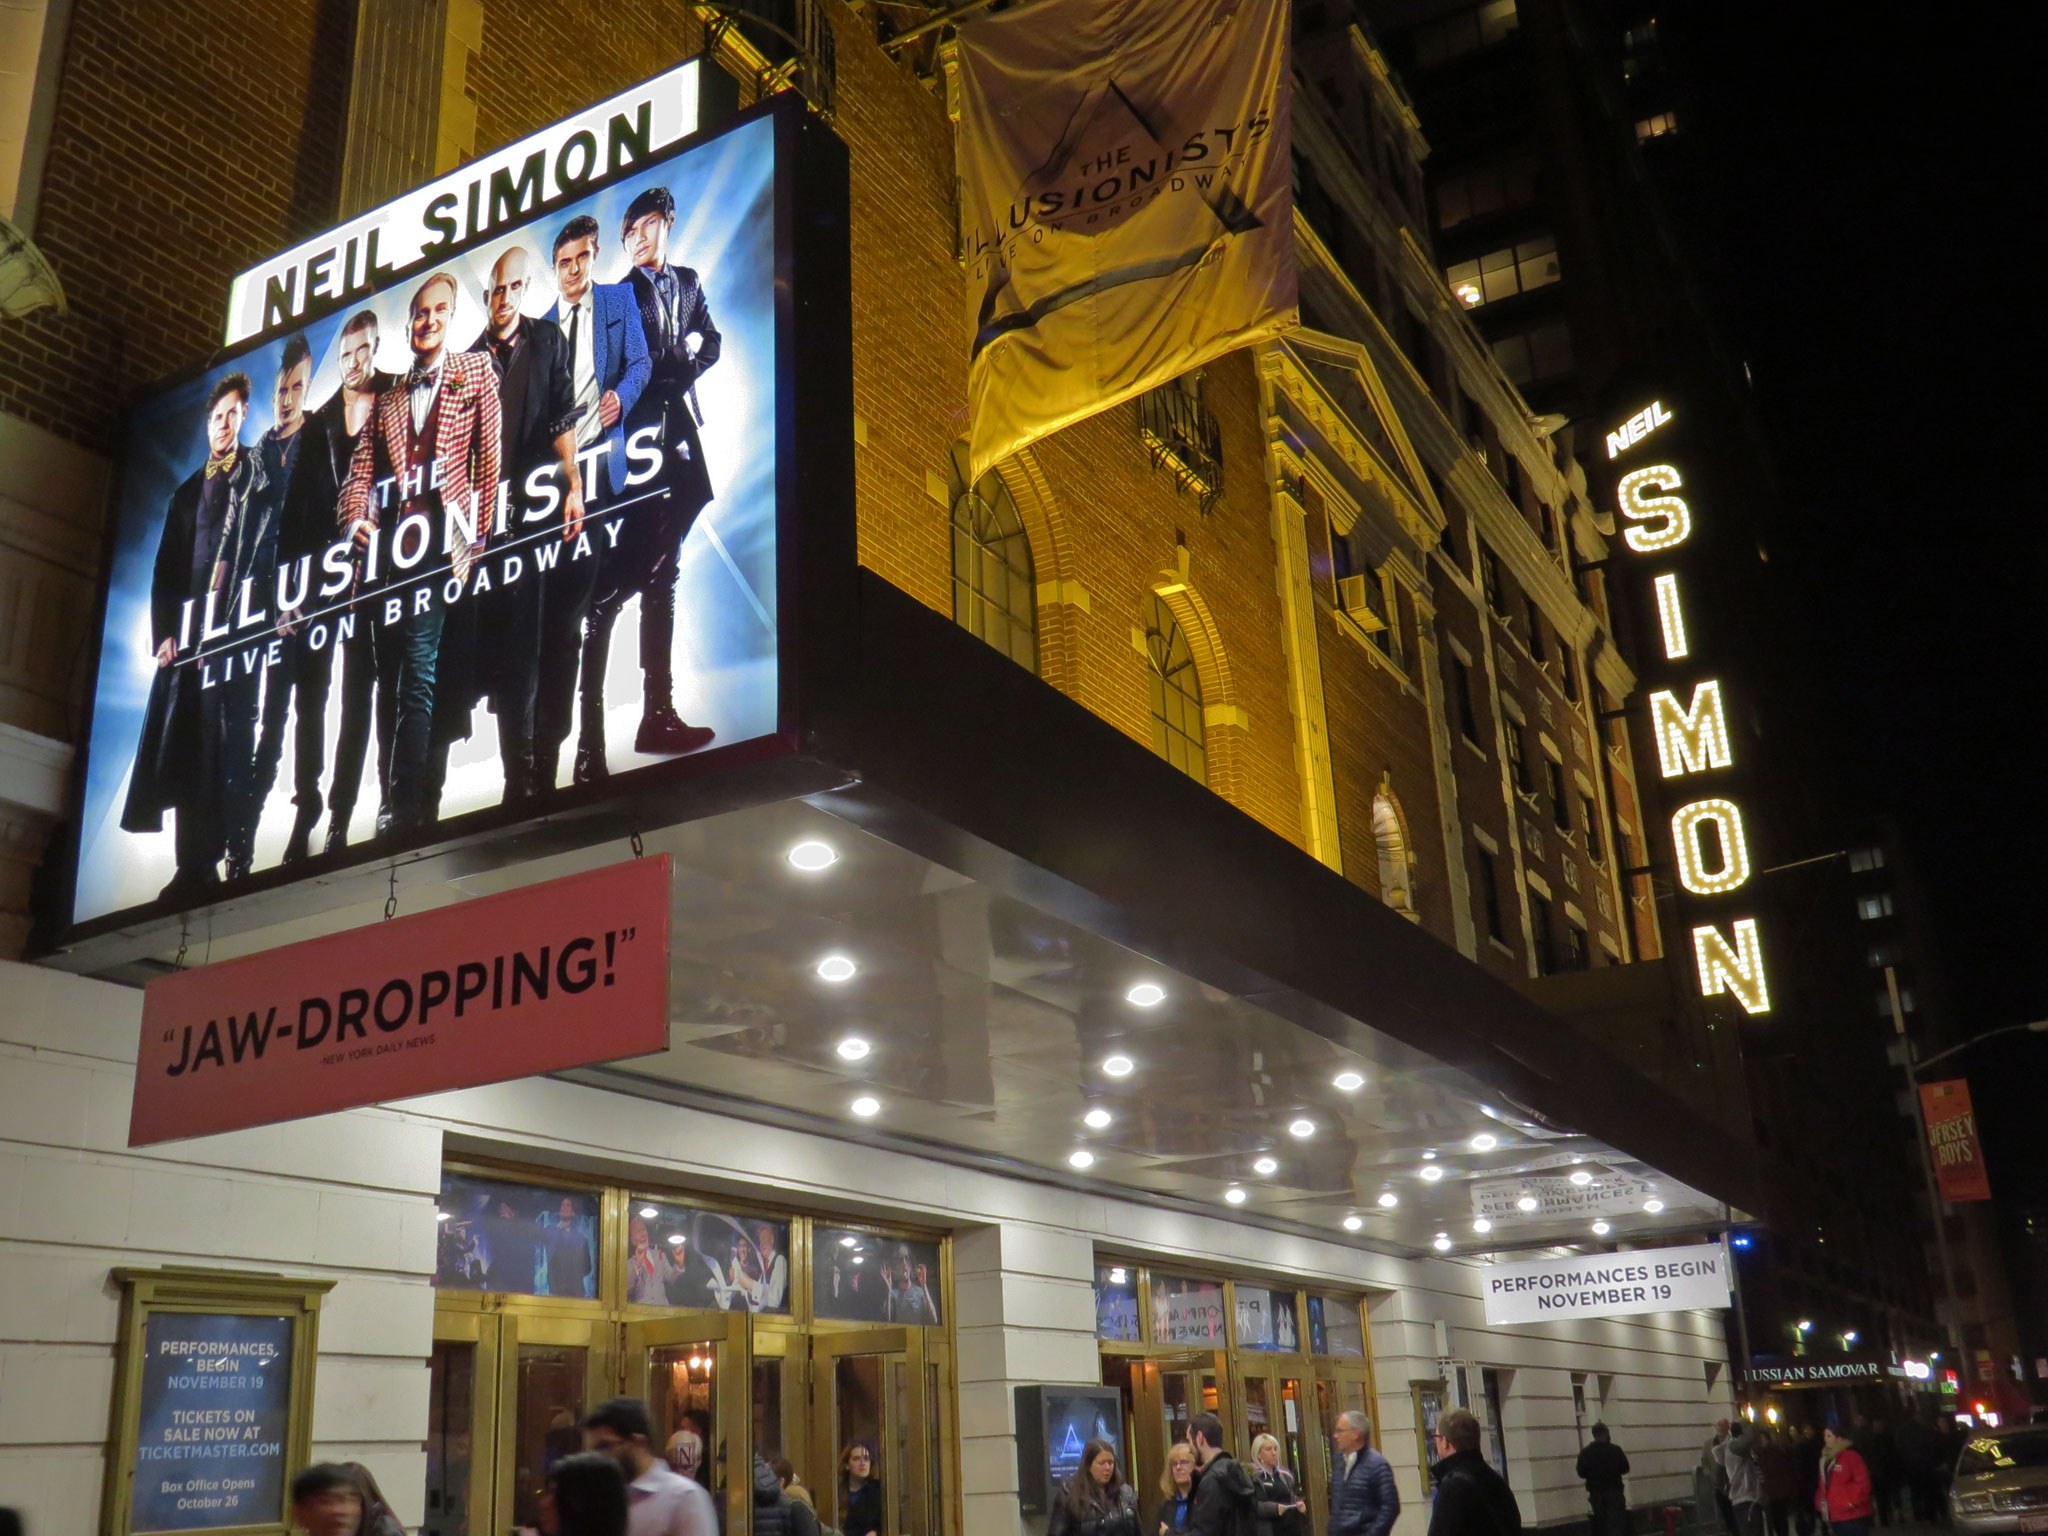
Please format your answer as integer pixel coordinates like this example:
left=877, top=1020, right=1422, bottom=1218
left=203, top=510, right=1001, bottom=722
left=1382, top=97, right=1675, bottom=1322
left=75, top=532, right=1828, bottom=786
left=1920, top=1078, right=1993, bottom=1202
left=955, top=0, right=1297, bottom=481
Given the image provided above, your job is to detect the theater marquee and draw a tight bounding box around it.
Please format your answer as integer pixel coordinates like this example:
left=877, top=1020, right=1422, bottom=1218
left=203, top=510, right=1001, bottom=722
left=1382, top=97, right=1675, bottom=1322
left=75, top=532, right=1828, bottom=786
left=64, top=93, right=850, bottom=940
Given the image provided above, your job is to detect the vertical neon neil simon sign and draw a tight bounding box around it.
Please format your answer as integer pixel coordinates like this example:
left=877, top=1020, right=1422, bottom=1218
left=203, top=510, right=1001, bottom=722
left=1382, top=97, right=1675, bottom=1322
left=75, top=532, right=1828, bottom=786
left=1607, top=403, right=1772, bottom=1014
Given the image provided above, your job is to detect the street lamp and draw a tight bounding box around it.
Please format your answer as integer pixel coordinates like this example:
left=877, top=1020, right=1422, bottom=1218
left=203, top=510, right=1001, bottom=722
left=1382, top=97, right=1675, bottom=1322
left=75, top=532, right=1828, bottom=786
left=1840, top=1330, right=1859, bottom=1352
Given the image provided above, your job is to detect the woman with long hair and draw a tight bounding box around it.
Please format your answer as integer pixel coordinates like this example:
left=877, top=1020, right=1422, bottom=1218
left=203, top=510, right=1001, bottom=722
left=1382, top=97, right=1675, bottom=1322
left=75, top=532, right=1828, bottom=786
left=548, top=1451, right=629, bottom=1536
left=1050, top=1439, right=1139, bottom=1536
left=1156, top=1442, right=1197, bottom=1536
left=1249, top=1433, right=1307, bottom=1536
left=841, top=1442, right=884, bottom=1536
left=342, top=1463, right=406, bottom=1536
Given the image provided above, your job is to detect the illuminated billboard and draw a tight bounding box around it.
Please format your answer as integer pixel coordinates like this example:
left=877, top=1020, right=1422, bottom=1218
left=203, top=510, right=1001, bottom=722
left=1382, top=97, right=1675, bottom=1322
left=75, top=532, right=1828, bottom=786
left=66, top=93, right=846, bottom=935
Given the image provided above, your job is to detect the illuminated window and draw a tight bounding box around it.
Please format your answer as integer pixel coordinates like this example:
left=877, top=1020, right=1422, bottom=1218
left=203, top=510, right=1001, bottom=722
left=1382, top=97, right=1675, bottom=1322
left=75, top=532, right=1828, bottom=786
left=1413, top=0, right=1519, bottom=67
left=1144, top=595, right=1206, bottom=783
left=1477, top=846, right=1507, bottom=941
left=1858, top=893, right=1895, bottom=921
left=1634, top=112, right=1680, bottom=142
left=949, top=443, right=1039, bottom=671
left=1876, top=988, right=1916, bottom=1016
left=1849, top=846, right=1887, bottom=873
left=1436, top=153, right=1538, bottom=230
left=1446, top=236, right=1560, bottom=309
left=1493, top=321, right=1575, bottom=385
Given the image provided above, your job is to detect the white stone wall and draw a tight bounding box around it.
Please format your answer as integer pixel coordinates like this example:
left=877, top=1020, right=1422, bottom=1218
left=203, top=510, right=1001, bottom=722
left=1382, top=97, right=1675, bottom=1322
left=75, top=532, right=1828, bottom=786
left=0, top=960, right=441, bottom=1533
left=0, top=961, right=1730, bottom=1534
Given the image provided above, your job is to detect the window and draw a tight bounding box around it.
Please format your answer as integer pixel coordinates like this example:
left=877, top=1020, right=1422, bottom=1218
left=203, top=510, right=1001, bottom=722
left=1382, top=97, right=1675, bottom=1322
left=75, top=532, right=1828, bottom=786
left=1634, top=111, right=1679, bottom=141
left=1151, top=1274, right=1227, bottom=1344
left=1306, top=1295, right=1366, bottom=1358
left=1145, top=595, right=1206, bottom=783
left=1563, top=917, right=1588, bottom=971
left=1547, top=759, right=1569, bottom=831
left=1493, top=321, right=1575, bottom=385
left=1858, top=892, right=1895, bottom=921
left=1374, top=789, right=1419, bottom=918
left=1524, top=596, right=1546, bottom=660
left=1235, top=1285, right=1300, bottom=1351
left=1478, top=847, right=1507, bottom=941
left=1413, top=0, right=1519, bottom=68
left=1512, top=724, right=1535, bottom=797
left=1850, top=846, right=1887, bottom=872
left=1481, top=544, right=1506, bottom=612
left=1560, top=646, right=1580, bottom=702
left=1876, top=987, right=1917, bottom=1016
left=1453, top=654, right=1482, bottom=743
left=949, top=443, right=1038, bottom=670
left=1582, top=795, right=1602, bottom=862
left=1436, top=153, right=1538, bottom=230
left=1530, top=891, right=1557, bottom=975
left=1866, top=943, right=1897, bottom=969
left=1094, top=1263, right=1140, bottom=1341
left=1446, top=236, right=1560, bottom=309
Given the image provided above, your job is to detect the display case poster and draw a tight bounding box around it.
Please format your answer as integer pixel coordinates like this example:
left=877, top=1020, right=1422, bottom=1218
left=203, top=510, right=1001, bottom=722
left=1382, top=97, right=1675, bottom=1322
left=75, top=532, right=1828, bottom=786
left=1046, top=1391, right=1121, bottom=1487
left=131, top=1311, right=293, bottom=1532
left=813, top=1229, right=943, bottom=1325
left=435, top=1172, right=600, bottom=1298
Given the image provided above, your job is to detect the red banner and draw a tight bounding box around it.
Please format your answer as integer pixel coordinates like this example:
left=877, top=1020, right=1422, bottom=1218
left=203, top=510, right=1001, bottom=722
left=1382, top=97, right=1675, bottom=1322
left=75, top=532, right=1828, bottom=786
left=1920, top=1078, right=1993, bottom=1203
left=131, top=857, right=672, bottom=1146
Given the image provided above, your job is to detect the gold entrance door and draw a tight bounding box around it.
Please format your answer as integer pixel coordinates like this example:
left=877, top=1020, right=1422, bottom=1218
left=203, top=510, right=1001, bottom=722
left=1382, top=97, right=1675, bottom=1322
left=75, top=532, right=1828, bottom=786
left=426, top=1308, right=610, bottom=1536
left=811, top=1328, right=941, bottom=1536
left=625, top=1311, right=751, bottom=1534
left=1105, top=1351, right=1228, bottom=1506
left=1303, top=1363, right=1370, bottom=1531
left=1238, top=1359, right=1310, bottom=1523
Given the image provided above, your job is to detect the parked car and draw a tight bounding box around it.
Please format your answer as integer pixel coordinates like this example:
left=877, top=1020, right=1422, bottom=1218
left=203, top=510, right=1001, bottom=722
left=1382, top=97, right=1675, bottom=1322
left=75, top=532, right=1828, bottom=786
left=1952, top=1426, right=2048, bottom=1535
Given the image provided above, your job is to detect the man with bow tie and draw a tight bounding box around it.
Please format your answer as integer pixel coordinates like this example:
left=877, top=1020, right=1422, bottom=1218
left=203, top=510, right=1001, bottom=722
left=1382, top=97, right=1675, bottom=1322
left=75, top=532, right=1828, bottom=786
left=337, top=269, right=502, bottom=834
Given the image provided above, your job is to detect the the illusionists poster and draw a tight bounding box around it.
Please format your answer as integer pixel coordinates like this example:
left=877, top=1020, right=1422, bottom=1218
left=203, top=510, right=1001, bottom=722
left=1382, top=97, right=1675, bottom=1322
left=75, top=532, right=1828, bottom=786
left=72, top=109, right=783, bottom=924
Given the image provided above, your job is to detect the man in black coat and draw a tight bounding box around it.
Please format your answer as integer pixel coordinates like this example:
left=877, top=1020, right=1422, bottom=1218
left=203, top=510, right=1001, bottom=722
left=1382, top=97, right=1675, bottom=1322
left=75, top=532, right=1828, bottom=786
left=1187, top=1412, right=1258, bottom=1536
left=122, top=371, right=266, bottom=900
left=466, top=244, right=586, bottom=801
left=1576, top=1423, right=1630, bottom=1536
left=578, top=183, right=720, bottom=771
left=1427, top=1409, right=1522, bottom=1536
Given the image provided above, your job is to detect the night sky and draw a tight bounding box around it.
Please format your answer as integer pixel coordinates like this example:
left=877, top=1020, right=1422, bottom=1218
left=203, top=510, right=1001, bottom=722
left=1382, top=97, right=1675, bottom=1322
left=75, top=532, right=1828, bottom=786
left=1665, top=7, right=2046, bottom=1216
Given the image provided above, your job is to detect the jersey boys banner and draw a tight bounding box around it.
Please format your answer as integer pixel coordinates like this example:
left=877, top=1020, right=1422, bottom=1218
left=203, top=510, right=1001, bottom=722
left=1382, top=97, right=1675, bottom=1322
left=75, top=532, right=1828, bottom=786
left=73, top=106, right=787, bottom=927
left=1921, top=1078, right=1993, bottom=1203
left=954, top=0, right=1296, bottom=482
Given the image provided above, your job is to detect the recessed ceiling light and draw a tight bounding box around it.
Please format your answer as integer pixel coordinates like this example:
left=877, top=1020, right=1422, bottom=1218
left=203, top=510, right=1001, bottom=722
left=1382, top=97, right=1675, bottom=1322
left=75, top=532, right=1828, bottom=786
left=1470, top=1133, right=1498, bottom=1152
left=667, top=1233, right=685, bottom=1246
left=1422, top=1149, right=1438, bottom=1160
left=1644, top=1198, right=1665, bottom=1213
left=1125, top=982, right=1167, bottom=1008
left=849, top=1095, right=881, bottom=1118
left=1102, top=1054, right=1135, bottom=1077
left=1516, top=1195, right=1540, bottom=1213
left=1433, top=1233, right=1452, bottom=1252
left=1083, top=1107, right=1114, bottom=1130
left=1068, top=1150, right=1096, bottom=1170
left=1569, top=1170, right=1594, bottom=1187
left=1253, top=1156, right=1279, bottom=1176
left=1419, top=1165, right=1445, bottom=1182
left=1333, top=1070, right=1366, bottom=1092
left=835, top=1036, right=872, bottom=1061
left=435, top=1210, right=451, bottom=1223
left=787, top=840, right=838, bottom=872
left=839, top=1236, right=857, bottom=1247
left=1343, top=1215, right=1364, bottom=1232
left=1378, top=1191, right=1399, bottom=1209
left=816, top=954, right=857, bottom=983
left=1288, top=1118, right=1316, bottom=1139
left=1473, top=1218, right=1492, bottom=1233
left=638, top=1205, right=659, bottom=1219
left=1592, top=1220, right=1611, bottom=1236
left=1224, top=1187, right=1248, bottom=1206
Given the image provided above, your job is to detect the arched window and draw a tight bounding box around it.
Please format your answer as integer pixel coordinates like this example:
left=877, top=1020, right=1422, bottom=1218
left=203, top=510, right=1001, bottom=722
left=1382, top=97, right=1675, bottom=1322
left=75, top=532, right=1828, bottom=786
left=949, top=442, right=1038, bottom=671
left=1372, top=781, right=1419, bottom=920
left=1144, top=594, right=1205, bottom=782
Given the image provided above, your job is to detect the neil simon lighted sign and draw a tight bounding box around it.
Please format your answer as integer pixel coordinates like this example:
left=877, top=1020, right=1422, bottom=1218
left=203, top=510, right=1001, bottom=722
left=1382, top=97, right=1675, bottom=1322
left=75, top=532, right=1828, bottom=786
left=1610, top=417, right=1770, bottom=1014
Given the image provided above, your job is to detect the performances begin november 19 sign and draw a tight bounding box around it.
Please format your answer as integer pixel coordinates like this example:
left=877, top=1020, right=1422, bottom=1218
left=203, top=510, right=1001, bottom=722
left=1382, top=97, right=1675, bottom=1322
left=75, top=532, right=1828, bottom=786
left=1482, top=1241, right=1731, bottom=1326
left=131, top=1311, right=292, bottom=1533
left=72, top=105, right=786, bottom=926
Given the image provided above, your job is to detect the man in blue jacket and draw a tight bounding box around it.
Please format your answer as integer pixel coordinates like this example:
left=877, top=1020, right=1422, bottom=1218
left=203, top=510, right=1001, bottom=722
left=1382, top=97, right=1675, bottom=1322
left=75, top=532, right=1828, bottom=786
left=542, top=212, right=650, bottom=787
left=1329, top=1412, right=1400, bottom=1536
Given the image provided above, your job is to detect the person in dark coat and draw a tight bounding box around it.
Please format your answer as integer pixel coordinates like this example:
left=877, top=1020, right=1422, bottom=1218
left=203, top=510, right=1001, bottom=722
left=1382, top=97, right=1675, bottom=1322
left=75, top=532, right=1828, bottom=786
left=1049, top=1439, right=1140, bottom=1536
left=1157, top=1441, right=1197, bottom=1536
left=1427, top=1408, right=1522, bottom=1536
left=1577, top=1423, right=1630, bottom=1536
left=1187, top=1412, right=1258, bottom=1536
left=839, top=1442, right=883, bottom=1536
left=123, top=370, right=267, bottom=900
left=1327, top=1411, right=1399, bottom=1536
left=753, top=1455, right=792, bottom=1536
left=576, top=183, right=721, bottom=773
left=1249, top=1433, right=1306, bottom=1536
left=1759, top=1429, right=1800, bottom=1536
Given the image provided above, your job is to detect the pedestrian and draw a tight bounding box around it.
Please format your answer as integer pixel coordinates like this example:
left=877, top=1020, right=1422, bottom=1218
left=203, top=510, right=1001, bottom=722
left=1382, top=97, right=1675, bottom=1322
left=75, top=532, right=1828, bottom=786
left=1861, top=1421, right=1901, bottom=1527
left=1048, top=1438, right=1140, bottom=1536
left=1815, top=1426, right=1872, bottom=1536
left=1249, top=1433, right=1307, bottom=1536
left=342, top=1463, right=406, bottom=1536
left=840, top=1443, right=883, bottom=1536
left=1793, top=1425, right=1822, bottom=1536
left=289, top=1465, right=366, bottom=1536
left=1426, top=1408, right=1523, bottom=1536
left=1719, top=1420, right=1765, bottom=1536
left=771, top=1458, right=821, bottom=1536
left=754, top=1455, right=793, bottom=1536
left=551, top=1450, right=631, bottom=1536
left=1576, top=1423, right=1631, bottom=1536
left=1157, top=1441, right=1198, bottom=1536
left=581, top=1397, right=718, bottom=1536
left=1759, top=1430, right=1799, bottom=1536
left=1186, top=1411, right=1258, bottom=1536
left=1327, top=1412, right=1399, bottom=1536
left=1700, top=1420, right=1737, bottom=1536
